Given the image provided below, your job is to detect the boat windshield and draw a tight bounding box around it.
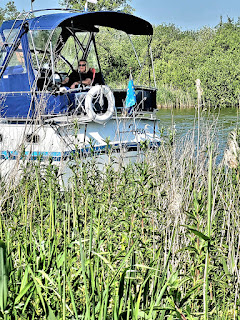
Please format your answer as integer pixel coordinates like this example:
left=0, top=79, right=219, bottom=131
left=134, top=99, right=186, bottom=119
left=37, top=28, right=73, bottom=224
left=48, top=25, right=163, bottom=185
left=55, top=31, right=100, bottom=73
left=77, top=33, right=99, bottom=73
left=0, top=29, right=19, bottom=66
left=0, top=28, right=26, bottom=74
left=28, top=28, right=100, bottom=76
left=28, top=28, right=62, bottom=70
left=0, top=34, right=7, bottom=66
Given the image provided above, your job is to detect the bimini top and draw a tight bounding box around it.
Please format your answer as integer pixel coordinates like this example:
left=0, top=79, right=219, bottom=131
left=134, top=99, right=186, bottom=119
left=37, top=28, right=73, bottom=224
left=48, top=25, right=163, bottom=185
left=0, top=10, right=153, bottom=35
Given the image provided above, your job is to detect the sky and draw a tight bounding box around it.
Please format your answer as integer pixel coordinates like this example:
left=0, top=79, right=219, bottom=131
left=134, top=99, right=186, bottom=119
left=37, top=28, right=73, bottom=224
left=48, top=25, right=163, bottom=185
left=2, top=0, right=240, bottom=30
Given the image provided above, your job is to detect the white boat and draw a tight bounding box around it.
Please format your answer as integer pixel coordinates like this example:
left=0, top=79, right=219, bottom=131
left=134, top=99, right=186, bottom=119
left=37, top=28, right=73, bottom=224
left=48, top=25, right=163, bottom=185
left=0, top=9, right=160, bottom=180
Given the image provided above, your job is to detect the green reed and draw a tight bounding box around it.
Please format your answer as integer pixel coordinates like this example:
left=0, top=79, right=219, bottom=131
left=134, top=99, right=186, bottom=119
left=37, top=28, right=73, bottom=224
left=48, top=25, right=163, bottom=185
left=0, top=241, right=8, bottom=317
left=0, top=123, right=239, bottom=318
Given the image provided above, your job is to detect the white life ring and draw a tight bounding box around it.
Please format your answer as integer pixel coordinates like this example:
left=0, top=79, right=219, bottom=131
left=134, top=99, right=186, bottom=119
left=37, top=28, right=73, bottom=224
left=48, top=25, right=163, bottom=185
left=85, top=85, right=115, bottom=124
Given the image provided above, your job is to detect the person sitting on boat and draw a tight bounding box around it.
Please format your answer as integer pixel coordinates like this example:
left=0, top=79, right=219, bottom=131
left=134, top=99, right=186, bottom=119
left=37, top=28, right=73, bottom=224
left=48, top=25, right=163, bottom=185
left=61, top=59, right=93, bottom=89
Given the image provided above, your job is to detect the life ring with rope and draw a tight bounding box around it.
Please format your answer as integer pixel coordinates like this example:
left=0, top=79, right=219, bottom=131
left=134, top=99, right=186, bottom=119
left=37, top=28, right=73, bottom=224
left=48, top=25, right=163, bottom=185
left=85, top=85, right=115, bottom=124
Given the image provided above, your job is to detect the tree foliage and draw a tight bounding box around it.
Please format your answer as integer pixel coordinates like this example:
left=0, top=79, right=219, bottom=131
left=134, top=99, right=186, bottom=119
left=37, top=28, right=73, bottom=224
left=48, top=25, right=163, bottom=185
left=152, top=19, right=240, bottom=107
left=0, top=1, right=20, bottom=24
left=97, top=18, right=240, bottom=107
left=59, top=0, right=134, bottom=13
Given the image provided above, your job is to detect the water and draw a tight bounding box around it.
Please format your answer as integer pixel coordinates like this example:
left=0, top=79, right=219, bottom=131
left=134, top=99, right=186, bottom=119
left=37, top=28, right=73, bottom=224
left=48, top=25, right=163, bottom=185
left=156, top=108, right=240, bottom=161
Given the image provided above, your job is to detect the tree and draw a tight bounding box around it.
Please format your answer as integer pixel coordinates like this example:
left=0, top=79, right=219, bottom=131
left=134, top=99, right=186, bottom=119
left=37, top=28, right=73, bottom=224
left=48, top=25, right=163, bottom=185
left=59, top=0, right=134, bottom=13
left=0, top=1, right=20, bottom=24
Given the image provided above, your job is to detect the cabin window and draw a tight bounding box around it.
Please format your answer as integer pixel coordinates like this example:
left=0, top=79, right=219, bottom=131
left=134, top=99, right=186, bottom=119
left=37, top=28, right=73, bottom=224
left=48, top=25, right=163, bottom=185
left=6, top=42, right=26, bottom=74
left=0, top=35, right=7, bottom=66
left=1, top=29, right=26, bottom=74
left=1, top=29, right=19, bottom=66
left=0, top=134, right=2, bottom=142
left=55, top=31, right=100, bottom=74
left=26, top=134, right=40, bottom=144
left=76, top=33, right=100, bottom=72
left=28, top=28, right=62, bottom=70
left=56, top=35, right=76, bottom=72
left=1, top=29, right=19, bottom=65
left=3, top=29, right=19, bottom=45
left=55, top=34, right=83, bottom=72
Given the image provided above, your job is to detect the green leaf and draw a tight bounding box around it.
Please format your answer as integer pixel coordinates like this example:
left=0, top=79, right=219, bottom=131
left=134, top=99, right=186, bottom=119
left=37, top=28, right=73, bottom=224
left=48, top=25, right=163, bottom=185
left=47, top=305, right=57, bottom=320
left=56, top=252, right=65, bottom=269
left=14, top=281, right=33, bottom=305
left=221, top=257, right=230, bottom=276
left=187, top=227, right=210, bottom=241
left=28, top=268, right=46, bottom=314
left=179, top=283, right=202, bottom=307
left=133, top=285, right=142, bottom=319
left=0, top=241, right=8, bottom=313
left=19, top=265, right=29, bottom=294
left=67, top=275, right=78, bottom=320
left=21, top=291, right=33, bottom=314
left=110, top=240, right=137, bottom=286
left=92, top=251, right=114, bottom=271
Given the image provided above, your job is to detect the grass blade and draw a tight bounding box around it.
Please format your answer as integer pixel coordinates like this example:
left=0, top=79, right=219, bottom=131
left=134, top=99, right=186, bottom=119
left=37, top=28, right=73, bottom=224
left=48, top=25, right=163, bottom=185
left=0, top=241, right=8, bottom=314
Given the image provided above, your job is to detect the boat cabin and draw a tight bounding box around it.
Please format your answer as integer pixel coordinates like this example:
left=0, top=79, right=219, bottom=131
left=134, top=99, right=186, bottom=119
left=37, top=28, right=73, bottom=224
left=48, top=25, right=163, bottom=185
left=0, top=10, right=156, bottom=119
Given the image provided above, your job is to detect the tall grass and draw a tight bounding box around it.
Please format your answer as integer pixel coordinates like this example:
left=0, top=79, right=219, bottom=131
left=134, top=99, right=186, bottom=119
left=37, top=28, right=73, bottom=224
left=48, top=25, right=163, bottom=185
left=0, top=118, right=239, bottom=318
left=157, top=84, right=195, bottom=108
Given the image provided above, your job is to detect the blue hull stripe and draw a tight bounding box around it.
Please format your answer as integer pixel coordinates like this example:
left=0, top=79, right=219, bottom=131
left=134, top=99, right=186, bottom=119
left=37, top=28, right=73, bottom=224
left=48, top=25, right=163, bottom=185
left=0, top=141, right=161, bottom=161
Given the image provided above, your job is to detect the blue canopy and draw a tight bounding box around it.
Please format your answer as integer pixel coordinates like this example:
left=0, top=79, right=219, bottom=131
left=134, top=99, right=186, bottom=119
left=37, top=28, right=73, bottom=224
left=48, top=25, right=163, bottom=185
left=0, top=11, right=153, bottom=35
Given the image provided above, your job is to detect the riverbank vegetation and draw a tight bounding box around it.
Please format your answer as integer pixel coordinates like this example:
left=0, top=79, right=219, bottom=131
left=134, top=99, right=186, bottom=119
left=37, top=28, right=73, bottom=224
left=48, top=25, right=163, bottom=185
left=97, top=18, right=240, bottom=108
left=0, top=122, right=240, bottom=319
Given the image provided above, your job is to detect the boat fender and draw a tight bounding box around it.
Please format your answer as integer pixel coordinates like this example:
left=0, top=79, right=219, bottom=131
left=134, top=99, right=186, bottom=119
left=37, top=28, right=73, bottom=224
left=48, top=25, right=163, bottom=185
left=85, top=85, right=115, bottom=124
